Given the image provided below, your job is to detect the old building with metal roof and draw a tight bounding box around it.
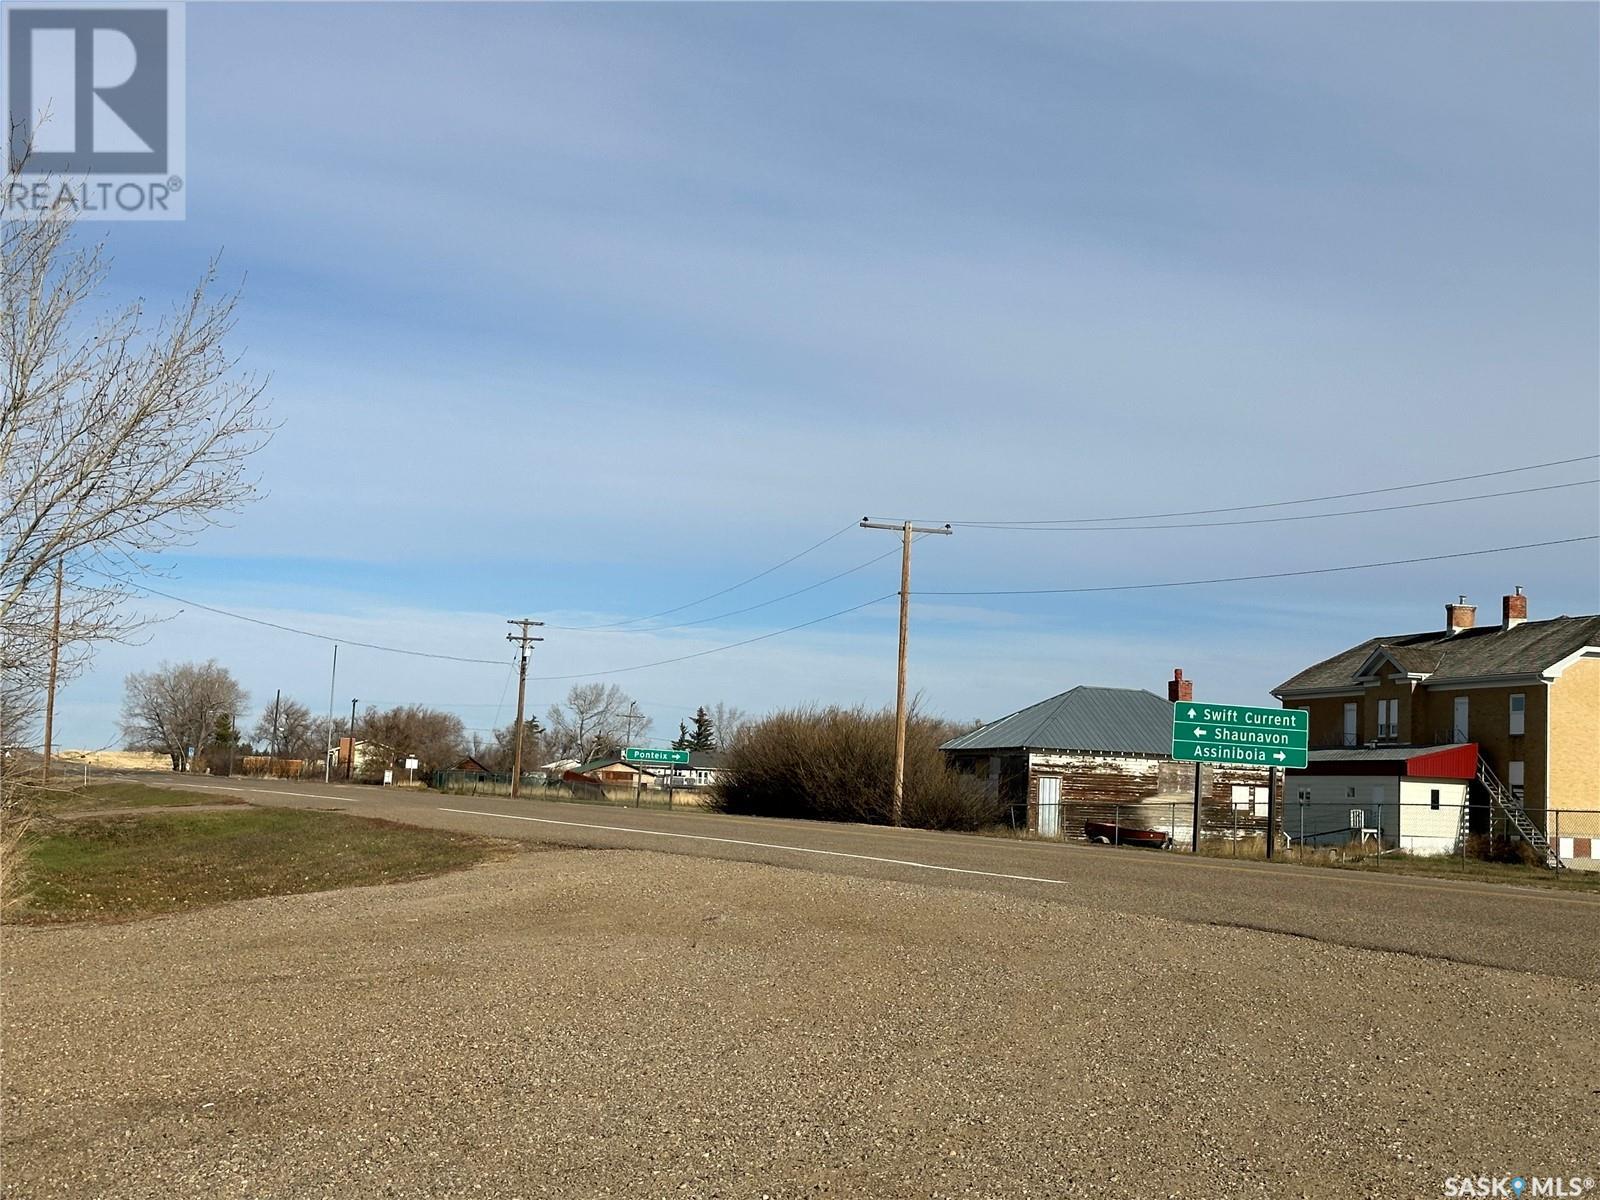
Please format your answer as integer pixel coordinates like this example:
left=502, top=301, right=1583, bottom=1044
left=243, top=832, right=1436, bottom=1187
left=942, top=670, right=1273, bottom=845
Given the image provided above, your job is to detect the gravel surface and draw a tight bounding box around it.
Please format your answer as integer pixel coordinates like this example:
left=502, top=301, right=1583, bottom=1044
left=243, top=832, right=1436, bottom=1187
left=4, top=847, right=1597, bottom=1198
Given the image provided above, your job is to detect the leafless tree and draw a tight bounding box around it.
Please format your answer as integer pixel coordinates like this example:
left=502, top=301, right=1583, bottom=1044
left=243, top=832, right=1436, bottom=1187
left=1, top=153, right=270, bottom=761
left=250, top=696, right=319, bottom=759
left=355, top=704, right=467, bottom=778
left=119, top=660, right=247, bottom=772
left=711, top=702, right=750, bottom=750
left=545, top=683, right=649, bottom=762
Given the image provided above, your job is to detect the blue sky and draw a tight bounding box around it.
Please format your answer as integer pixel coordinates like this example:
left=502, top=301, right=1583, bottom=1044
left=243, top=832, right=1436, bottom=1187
left=50, top=1, right=1600, bottom=750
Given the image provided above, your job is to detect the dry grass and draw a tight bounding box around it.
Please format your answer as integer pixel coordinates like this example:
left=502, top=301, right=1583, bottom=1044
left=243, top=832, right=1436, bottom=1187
left=32, top=780, right=246, bottom=814
left=11, top=805, right=513, bottom=924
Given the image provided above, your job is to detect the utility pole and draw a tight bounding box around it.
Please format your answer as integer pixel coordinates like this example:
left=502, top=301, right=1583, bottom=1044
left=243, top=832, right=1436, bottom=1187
left=348, top=698, right=359, bottom=780
left=859, top=517, right=953, bottom=826
left=622, top=702, right=643, bottom=746
left=271, top=689, right=281, bottom=761
left=323, top=645, right=338, bottom=783
left=506, top=619, right=544, bottom=799
left=41, top=559, right=62, bottom=783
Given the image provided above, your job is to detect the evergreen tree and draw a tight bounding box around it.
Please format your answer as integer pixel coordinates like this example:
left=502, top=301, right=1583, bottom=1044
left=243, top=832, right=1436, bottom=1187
left=671, top=721, right=690, bottom=751
left=687, top=706, right=716, bottom=753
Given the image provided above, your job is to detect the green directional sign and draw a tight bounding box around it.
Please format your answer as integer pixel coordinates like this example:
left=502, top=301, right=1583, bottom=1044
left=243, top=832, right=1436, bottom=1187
left=621, top=747, right=690, bottom=765
left=1171, top=702, right=1309, bottom=769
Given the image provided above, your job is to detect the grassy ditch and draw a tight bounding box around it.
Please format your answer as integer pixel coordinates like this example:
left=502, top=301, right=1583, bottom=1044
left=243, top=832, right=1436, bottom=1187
left=12, top=805, right=509, bottom=924
left=30, top=780, right=247, bottom=814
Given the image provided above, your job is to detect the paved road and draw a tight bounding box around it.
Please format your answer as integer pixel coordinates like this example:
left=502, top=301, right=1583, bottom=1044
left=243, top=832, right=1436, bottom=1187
left=136, top=770, right=1600, bottom=981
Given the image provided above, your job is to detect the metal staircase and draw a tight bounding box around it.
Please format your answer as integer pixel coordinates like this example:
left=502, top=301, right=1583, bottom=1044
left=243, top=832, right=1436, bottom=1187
left=1474, top=759, right=1564, bottom=870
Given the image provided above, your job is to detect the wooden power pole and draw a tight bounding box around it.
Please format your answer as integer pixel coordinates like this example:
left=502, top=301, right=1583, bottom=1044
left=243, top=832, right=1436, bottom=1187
left=506, top=619, right=544, bottom=799
left=859, top=518, right=953, bottom=825
left=41, top=559, right=63, bottom=782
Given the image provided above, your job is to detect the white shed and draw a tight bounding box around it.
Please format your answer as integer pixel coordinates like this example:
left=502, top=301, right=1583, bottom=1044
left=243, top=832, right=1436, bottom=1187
left=1285, top=744, right=1478, bottom=855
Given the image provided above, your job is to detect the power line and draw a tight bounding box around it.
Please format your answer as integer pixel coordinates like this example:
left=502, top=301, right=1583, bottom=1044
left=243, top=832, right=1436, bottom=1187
left=531, top=535, right=1594, bottom=681
left=529, top=594, right=898, bottom=682
left=552, top=541, right=908, bottom=635
left=546, top=521, right=858, bottom=631
left=86, top=567, right=508, bottom=665
left=915, top=535, right=1598, bottom=596
left=932, top=454, right=1600, bottom=526
left=951, top=479, right=1598, bottom=532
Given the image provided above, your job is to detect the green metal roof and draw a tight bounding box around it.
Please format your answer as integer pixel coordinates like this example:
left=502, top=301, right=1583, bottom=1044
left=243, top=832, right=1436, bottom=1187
left=941, top=686, right=1174, bottom=756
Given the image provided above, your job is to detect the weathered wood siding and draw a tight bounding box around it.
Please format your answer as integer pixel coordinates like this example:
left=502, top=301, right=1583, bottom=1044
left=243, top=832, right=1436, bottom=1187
left=1022, top=752, right=1276, bottom=844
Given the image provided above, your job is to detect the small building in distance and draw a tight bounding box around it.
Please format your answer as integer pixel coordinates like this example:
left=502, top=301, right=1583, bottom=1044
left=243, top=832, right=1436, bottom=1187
left=941, top=670, right=1274, bottom=846
left=567, top=751, right=725, bottom=791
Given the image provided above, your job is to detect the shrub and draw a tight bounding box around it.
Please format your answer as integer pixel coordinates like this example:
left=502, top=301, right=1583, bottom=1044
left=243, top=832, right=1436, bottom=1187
left=711, top=704, right=1004, bottom=831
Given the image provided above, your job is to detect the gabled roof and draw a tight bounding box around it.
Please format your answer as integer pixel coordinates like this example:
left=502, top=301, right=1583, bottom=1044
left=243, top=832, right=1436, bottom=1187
left=573, top=751, right=725, bottom=774
left=1276, top=615, right=1600, bottom=695
left=941, top=686, right=1174, bottom=756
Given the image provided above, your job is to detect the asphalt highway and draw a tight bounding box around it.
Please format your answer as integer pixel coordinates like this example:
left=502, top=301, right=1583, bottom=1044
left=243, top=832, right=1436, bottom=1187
left=144, top=770, right=1600, bottom=982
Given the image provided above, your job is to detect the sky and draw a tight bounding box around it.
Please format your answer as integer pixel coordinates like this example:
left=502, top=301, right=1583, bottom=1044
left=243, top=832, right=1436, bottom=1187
left=41, top=1, right=1600, bottom=752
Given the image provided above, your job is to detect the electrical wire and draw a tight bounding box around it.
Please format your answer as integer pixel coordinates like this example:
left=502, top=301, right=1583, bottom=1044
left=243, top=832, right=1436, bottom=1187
left=914, top=535, right=1598, bottom=597
left=529, top=593, right=898, bottom=681
left=950, top=479, right=1598, bottom=532
left=553, top=539, right=917, bottom=635
left=546, top=521, right=859, bottom=631
left=929, top=454, right=1600, bottom=527
left=84, top=568, right=509, bottom=665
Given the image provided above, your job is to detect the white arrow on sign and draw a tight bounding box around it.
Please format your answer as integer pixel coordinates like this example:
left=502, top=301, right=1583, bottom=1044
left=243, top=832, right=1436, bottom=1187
left=1273, top=751, right=1286, bottom=762
left=1193, top=727, right=1208, bottom=736
left=1187, top=707, right=1197, bottom=718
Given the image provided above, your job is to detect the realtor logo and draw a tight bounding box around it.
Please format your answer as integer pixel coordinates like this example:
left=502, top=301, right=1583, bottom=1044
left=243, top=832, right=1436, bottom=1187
left=4, top=2, right=186, bottom=219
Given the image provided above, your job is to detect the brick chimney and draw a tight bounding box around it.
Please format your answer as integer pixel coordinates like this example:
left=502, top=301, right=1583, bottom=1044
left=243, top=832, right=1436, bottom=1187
left=1445, top=596, right=1476, bottom=635
left=1502, top=586, right=1527, bottom=632
left=1167, top=668, right=1193, bottom=703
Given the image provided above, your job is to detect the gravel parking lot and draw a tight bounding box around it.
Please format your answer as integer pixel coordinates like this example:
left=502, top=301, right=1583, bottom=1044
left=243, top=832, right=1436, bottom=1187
left=4, top=846, right=1597, bottom=1198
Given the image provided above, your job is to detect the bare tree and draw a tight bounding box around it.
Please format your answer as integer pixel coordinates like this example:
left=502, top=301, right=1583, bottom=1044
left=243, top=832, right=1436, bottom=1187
left=1, top=156, right=270, bottom=766
left=545, top=683, right=649, bottom=762
left=250, top=697, right=318, bottom=759
left=119, top=660, right=247, bottom=771
left=355, top=704, right=467, bottom=778
left=711, top=702, right=750, bottom=751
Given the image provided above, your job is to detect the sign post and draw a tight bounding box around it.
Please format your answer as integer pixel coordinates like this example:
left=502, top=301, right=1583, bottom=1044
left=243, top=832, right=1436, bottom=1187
left=1170, top=703, right=1309, bottom=770
left=621, top=748, right=689, bottom=807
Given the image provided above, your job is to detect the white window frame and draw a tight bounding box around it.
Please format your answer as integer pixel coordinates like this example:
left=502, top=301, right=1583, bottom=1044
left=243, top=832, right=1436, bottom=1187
left=1509, top=693, right=1526, bottom=737
left=1343, top=702, right=1358, bottom=748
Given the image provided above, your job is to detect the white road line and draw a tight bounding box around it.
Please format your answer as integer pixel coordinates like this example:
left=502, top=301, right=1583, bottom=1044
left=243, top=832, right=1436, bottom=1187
left=437, top=807, right=1069, bottom=886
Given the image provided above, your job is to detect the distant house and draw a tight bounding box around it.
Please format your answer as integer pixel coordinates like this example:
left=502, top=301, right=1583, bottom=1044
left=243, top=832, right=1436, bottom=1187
left=329, top=737, right=397, bottom=778
left=453, top=756, right=493, bottom=775
left=567, top=752, right=725, bottom=790
left=942, top=670, right=1273, bottom=845
left=1274, top=591, right=1599, bottom=865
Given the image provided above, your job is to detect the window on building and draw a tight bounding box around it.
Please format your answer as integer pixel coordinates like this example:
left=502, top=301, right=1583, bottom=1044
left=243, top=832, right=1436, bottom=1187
left=1509, top=760, right=1525, bottom=804
left=1377, top=699, right=1399, bottom=739
left=1343, top=702, right=1358, bottom=747
left=1509, top=693, right=1526, bottom=737
left=1430, top=788, right=1441, bottom=810
left=1346, top=786, right=1356, bottom=800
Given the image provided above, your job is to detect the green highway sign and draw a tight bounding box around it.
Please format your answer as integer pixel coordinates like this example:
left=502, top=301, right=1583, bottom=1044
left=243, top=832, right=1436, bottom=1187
left=1171, top=702, right=1309, bottom=770
left=621, top=747, right=690, bottom=765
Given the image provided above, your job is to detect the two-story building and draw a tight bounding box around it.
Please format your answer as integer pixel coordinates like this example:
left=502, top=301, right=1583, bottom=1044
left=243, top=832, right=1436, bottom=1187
left=1273, top=590, right=1599, bottom=862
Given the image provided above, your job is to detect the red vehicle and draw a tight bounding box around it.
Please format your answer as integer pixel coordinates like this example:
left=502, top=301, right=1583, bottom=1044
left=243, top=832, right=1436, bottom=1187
left=1084, top=820, right=1172, bottom=850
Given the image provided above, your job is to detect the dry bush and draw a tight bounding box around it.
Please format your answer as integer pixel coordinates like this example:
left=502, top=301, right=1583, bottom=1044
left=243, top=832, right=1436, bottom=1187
left=711, top=704, right=1004, bottom=831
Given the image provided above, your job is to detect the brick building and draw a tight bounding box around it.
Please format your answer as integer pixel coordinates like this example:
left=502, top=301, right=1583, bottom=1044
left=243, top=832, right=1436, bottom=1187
left=1273, top=591, right=1600, bottom=863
